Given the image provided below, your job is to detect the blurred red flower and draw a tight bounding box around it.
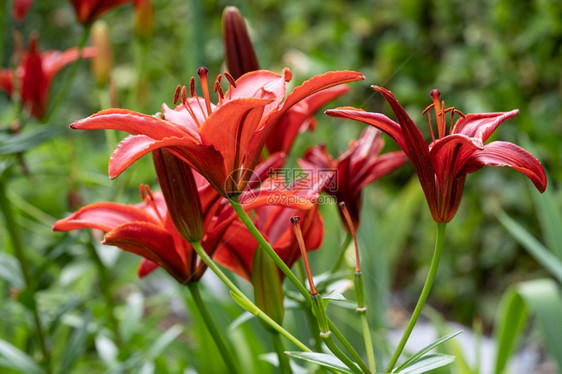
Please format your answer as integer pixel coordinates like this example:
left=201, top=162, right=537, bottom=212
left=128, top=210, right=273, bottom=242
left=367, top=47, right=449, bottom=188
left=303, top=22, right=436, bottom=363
left=0, top=35, right=95, bottom=119
left=300, top=127, right=406, bottom=230
left=70, top=0, right=132, bottom=25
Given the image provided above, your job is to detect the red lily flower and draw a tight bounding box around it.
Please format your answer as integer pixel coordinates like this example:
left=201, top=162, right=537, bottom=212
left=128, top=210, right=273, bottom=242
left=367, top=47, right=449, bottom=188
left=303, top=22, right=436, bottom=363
left=300, top=127, right=406, bottom=230
left=70, top=0, right=132, bottom=25
left=214, top=176, right=325, bottom=282
left=53, top=185, right=218, bottom=283
left=13, top=0, right=34, bottom=21
left=265, top=85, right=351, bottom=156
left=70, top=67, right=364, bottom=197
left=327, top=87, right=547, bottom=222
left=0, top=35, right=96, bottom=119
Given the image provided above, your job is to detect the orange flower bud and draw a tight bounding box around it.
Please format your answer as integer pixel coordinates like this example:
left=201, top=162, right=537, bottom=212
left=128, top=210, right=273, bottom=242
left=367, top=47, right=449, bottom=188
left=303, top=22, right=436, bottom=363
left=90, top=20, right=113, bottom=86
left=134, top=0, right=154, bottom=40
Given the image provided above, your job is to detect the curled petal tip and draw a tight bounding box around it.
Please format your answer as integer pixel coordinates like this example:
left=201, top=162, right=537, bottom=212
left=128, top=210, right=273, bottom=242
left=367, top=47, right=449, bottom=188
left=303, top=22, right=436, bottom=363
left=282, top=67, right=292, bottom=82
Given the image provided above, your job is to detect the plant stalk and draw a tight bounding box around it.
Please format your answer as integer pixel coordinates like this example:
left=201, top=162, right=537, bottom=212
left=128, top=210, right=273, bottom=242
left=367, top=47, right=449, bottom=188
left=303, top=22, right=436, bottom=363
left=385, top=222, right=447, bottom=372
left=0, top=177, right=50, bottom=370
left=187, top=282, right=241, bottom=374
left=271, top=331, right=292, bottom=374
left=355, top=271, right=376, bottom=373
left=189, top=240, right=311, bottom=352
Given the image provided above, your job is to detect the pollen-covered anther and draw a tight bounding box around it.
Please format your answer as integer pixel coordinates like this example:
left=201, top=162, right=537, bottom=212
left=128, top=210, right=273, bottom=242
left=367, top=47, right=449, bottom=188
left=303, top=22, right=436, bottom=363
left=224, top=71, right=237, bottom=88
left=214, top=74, right=225, bottom=101
left=173, top=85, right=181, bottom=105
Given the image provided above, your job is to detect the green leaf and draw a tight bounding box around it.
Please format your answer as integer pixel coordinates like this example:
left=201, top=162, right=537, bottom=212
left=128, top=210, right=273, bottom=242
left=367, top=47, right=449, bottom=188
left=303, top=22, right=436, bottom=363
left=119, top=292, right=144, bottom=343
left=0, top=127, right=63, bottom=155
left=145, top=324, right=183, bottom=359
left=95, top=335, right=119, bottom=368
left=517, top=279, right=562, bottom=370
left=229, top=311, right=254, bottom=330
left=230, top=291, right=259, bottom=315
left=493, top=288, right=528, bottom=374
left=497, top=211, right=562, bottom=284
left=285, top=351, right=355, bottom=373
left=395, top=353, right=455, bottom=374
left=393, top=330, right=462, bottom=372
left=494, top=279, right=562, bottom=373
left=0, top=339, right=44, bottom=374
left=58, top=312, right=91, bottom=373
left=323, top=289, right=347, bottom=301
left=0, top=252, right=24, bottom=289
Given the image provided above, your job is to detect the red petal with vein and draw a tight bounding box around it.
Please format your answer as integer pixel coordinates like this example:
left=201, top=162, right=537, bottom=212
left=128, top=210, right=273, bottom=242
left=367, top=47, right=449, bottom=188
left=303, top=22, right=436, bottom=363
left=463, top=141, right=547, bottom=192
left=453, top=110, right=519, bottom=142
left=71, top=109, right=191, bottom=139
left=429, top=134, right=483, bottom=184
left=108, top=135, right=226, bottom=193
left=198, top=97, right=271, bottom=175
left=355, top=151, right=407, bottom=192
left=373, top=86, right=438, bottom=215
left=52, top=202, right=158, bottom=232
left=226, top=69, right=288, bottom=112
left=326, top=108, right=407, bottom=151
left=103, top=222, right=188, bottom=282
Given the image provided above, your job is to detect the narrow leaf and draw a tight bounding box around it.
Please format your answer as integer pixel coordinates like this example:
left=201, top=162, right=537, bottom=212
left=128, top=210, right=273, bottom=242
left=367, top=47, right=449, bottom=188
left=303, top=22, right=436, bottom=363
left=396, top=353, right=455, bottom=374
left=230, top=291, right=259, bottom=315
left=285, top=351, right=355, bottom=373
left=0, top=127, right=63, bottom=155
left=393, top=330, right=462, bottom=372
left=145, top=324, right=183, bottom=359
left=0, top=339, right=44, bottom=374
left=497, top=211, right=562, bottom=284
left=58, top=312, right=91, bottom=373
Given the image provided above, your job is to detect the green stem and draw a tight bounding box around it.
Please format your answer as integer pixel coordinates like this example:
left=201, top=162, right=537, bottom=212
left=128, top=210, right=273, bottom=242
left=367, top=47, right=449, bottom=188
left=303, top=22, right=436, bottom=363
left=271, top=332, right=292, bottom=374
left=189, top=241, right=311, bottom=352
left=331, top=233, right=353, bottom=273
left=187, top=282, right=241, bottom=374
left=328, top=320, right=371, bottom=374
left=44, top=24, right=92, bottom=123
left=85, top=240, right=122, bottom=347
left=311, top=294, right=369, bottom=374
left=354, top=272, right=376, bottom=373
left=229, top=196, right=310, bottom=300
left=385, top=222, right=447, bottom=373
left=0, top=177, right=50, bottom=370
left=296, top=261, right=323, bottom=351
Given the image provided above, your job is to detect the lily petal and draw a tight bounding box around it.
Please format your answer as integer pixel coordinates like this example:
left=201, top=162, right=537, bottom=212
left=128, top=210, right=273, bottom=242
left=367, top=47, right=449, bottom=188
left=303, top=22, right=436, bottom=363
left=373, top=86, right=439, bottom=216
left=453, top=110, right=519, bottom=142
left=462, top=141, right=547, bottom=192
left=71, top=109, right=195, bottom=140
left=138, top=258, right=158, bottom=278
left=52, top=201, right=158, bottom=232
left=103, top=222, right=188, bottom=282
left=429, top=133, right=484, bottom=184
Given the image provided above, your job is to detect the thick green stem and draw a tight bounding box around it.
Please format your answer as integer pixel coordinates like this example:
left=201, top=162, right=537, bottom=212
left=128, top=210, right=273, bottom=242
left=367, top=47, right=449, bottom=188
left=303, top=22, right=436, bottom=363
left=271, top=332, right=292, bottom=374
left=189, top=241, right=311, bottom=352
left=0, top=177, right=50, bottom=370
left=354, top=272, right=376, bottom=373
left=296, top=261, right=323, bottom=351
left=187, top=282, right=241, bottom=374
left=385, top=222, right=447, bottom=373
left=331, top=233, right=353, bottom=274
left=229, top=196, right=311, bottom=301
left=44, top=24, right=91, bottom=122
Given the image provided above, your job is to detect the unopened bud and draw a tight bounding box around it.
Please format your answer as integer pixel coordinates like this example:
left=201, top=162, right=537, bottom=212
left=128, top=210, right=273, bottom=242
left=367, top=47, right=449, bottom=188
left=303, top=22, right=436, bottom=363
left=222, top=6, right=259, bottom=79
left=152, top=149, right=203, bottom=242
left=134, top=0, right=154, bottom=40
left=90, top=20, right=113, bottom=86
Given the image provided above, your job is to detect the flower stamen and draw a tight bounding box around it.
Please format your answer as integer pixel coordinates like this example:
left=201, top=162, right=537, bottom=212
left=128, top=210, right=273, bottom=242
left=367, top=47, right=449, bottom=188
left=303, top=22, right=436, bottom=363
left=291, top=216, right=317, bottom=295
left=180, top=85, right=201, bottom=127
left=339, top=202, right=361, bottom=273
left=190, top=76, right=208, bottom=121
left=197, top=66, right=213, bottom=116
left=140, top=184, right=164, bottom=222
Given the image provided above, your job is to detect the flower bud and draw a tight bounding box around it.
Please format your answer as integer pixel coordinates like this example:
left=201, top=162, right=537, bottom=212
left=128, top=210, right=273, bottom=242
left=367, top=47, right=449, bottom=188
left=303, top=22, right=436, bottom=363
left=90, top=20, right=113, bottom=86
left=252, top=246, right=285, bottom=330
left=222, top=6, right=259, bottom=79
left=152, top=149, right=203, bottom=242
left=134, top=0, right=154, bottom=40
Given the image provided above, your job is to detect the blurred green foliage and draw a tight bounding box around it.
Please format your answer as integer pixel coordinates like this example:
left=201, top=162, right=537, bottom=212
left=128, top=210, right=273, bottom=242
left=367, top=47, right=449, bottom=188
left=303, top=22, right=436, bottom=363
left=1, top=0, right=561, bottom=372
